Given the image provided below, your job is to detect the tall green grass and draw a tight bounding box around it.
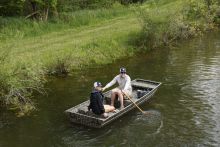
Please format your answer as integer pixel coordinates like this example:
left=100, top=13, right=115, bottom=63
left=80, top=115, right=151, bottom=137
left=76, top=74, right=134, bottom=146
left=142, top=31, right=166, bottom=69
left=0, top=49, right=46, bottom=116
left=136, top=0, right=220, bottom=50
left=0, top=4, right=131, bottom=41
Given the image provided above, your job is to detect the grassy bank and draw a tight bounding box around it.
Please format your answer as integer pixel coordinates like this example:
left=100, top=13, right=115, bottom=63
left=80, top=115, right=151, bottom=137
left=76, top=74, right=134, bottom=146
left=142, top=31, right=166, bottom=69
left=137, top=0, right=220, bottom=49
left=0, top=3, right=141, bottom=115
left=0, top=0, right=219, bottom=115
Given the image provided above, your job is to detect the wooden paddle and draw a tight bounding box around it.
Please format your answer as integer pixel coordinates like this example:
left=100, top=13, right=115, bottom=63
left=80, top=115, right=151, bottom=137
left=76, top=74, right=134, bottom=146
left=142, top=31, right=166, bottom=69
left=121, top=91, right=148, bottom=115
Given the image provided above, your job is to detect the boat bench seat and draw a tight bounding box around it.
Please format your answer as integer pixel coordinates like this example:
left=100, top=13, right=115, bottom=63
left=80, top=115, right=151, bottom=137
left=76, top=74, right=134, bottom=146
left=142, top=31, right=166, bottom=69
left=105, top=97, right=132, bottom=107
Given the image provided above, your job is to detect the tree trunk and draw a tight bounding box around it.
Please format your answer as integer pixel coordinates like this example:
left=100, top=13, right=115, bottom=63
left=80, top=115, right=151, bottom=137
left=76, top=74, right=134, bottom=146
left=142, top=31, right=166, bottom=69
left=43, top=6, right=49, bottom=21
left=30, top=1, right=38, bottom=19
left=53, top=7, right=59, bottom=17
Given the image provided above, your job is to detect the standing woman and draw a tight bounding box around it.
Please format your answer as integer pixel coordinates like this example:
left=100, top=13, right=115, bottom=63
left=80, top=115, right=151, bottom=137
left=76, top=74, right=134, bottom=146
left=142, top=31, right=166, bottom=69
left=102, top=67, right=132, bottom=110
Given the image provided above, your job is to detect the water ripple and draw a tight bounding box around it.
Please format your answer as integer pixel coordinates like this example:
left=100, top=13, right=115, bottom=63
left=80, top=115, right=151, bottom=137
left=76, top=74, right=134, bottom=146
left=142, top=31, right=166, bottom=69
left=181, top=50, right=220, bottom=145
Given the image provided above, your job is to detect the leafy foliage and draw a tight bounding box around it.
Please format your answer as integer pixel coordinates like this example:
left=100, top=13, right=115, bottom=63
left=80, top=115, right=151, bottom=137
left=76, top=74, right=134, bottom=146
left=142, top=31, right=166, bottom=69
left=137, top=0, right=220, bottom=50
left=0, top=0, right=146, bottom=17
left=0, top=0, right=25, bottom=16
left=0, top=50, right=46, bottom=115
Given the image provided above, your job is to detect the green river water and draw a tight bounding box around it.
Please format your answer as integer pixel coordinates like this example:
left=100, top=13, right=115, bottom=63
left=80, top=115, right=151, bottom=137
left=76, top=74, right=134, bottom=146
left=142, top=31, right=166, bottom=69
left=0, top=31, right=220, bottom=146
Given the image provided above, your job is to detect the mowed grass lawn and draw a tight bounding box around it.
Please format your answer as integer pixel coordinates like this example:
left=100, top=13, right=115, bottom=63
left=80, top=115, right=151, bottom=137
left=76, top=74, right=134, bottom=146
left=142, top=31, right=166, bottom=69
left=0, top=0, right=182, bottom=73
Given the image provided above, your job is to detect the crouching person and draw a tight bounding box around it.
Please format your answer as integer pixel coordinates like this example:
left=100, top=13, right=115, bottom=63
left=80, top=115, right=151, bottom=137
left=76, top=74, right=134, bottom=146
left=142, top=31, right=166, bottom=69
left=88, top=82, right=115, bottom=118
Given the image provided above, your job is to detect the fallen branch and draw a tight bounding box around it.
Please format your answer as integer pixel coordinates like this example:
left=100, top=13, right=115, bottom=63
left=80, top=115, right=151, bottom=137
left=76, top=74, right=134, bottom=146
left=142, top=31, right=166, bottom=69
left=25, top=11, right=40, bottom=19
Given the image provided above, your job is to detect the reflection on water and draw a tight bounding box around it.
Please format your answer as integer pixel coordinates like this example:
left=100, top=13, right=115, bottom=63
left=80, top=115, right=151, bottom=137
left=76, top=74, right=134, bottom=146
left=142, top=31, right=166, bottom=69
left=0, top=31, right=220, bottom=146
left=181, top=48, right=220, bottom=146
left=61, top=110, right=162, bottom=146
left=131, top=110, right=163, bottom=135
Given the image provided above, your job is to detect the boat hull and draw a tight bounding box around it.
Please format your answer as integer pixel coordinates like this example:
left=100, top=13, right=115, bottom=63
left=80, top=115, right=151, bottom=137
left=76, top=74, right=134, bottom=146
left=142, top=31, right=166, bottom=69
left=65, top=79, right=161, bottom=128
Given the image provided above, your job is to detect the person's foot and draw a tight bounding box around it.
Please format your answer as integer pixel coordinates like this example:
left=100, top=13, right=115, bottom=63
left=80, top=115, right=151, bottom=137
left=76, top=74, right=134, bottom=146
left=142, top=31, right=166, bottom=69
left=102, top=113, right=108, bottom=118
left=113, top=109, right=119, bottom=113
left=119, top=106, right=125, bottom=110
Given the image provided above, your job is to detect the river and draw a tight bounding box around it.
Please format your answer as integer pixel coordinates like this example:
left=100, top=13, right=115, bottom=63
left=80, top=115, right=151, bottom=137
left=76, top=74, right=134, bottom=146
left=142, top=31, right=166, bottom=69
left=0, top=31, right=220, bottom=146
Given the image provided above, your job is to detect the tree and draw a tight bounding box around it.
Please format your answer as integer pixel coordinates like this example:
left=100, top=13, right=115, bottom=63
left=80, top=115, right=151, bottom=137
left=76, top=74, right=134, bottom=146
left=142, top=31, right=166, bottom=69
left=0, top=0, right=58, bottom=20
left=25, top=0, right=58, bottom=20
left=0, top=0, right=25, bottom=16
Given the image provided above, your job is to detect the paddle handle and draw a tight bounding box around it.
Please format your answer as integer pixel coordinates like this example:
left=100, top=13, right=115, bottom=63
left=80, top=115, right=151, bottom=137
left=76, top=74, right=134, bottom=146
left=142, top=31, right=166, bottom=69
left=122, top=91, right=145, bottom=114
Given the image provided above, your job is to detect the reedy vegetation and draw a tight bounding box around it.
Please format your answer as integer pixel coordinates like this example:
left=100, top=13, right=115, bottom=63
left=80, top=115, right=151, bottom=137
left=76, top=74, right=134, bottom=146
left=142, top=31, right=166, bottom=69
left=0, top=0, right=219, bottom=115
left=137, top=0, right=220, bottom=49
left=0, top=4, right=131, bottom=41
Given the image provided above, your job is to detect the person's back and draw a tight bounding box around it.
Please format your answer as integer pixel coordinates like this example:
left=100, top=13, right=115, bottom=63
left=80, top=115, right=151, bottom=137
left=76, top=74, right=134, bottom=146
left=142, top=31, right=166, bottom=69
left=89, top=89, right=105, bottom=115
left=88, top=82, right=115, bottom=117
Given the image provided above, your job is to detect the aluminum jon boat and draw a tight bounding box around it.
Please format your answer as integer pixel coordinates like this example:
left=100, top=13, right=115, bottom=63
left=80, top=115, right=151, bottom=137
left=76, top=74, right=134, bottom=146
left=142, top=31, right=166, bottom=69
left=65, top=79, right=161, bottom=128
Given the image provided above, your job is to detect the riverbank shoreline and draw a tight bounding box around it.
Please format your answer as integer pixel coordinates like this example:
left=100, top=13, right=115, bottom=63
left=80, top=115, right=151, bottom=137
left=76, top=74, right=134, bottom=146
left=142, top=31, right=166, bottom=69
left=0, top=0, right=219, bottom=115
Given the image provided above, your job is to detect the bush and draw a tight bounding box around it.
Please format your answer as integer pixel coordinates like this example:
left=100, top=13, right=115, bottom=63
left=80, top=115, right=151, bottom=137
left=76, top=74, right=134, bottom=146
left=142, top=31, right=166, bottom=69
left=0, top=51, right=46, bottom=115
left=0, top=0, right=25, bottom=16
left=184, top=0, right=220, bottom=24
left=57, top=0, right=117, bottom=12
left=136, top=0, right=220, bottom=50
